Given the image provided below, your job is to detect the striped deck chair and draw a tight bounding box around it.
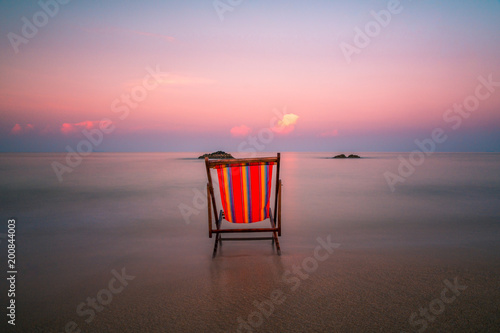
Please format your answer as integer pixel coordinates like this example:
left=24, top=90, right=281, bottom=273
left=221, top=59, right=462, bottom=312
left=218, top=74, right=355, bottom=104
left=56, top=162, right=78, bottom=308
left=205, top=153, right=282, bottom=257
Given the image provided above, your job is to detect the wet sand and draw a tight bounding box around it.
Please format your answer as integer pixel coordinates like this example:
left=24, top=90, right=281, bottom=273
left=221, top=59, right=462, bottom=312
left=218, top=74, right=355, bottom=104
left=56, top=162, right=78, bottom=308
left=4, top=216, right=499, bottom=332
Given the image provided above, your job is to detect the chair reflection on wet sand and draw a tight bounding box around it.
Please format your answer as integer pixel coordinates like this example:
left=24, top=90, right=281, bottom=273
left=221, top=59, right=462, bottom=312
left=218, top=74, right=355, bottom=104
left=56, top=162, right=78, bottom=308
left=205, top=153, right=282, bottom=257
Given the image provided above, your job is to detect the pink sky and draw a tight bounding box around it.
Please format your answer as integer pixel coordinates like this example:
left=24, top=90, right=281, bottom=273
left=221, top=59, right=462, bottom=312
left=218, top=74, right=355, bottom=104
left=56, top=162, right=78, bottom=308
left=1, top=1, right=500, bottom=152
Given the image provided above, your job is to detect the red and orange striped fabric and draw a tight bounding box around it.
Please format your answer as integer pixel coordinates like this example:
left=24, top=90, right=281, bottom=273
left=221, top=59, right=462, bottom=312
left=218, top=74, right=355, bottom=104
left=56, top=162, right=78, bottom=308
left=215, top=162, right=274, bottom=223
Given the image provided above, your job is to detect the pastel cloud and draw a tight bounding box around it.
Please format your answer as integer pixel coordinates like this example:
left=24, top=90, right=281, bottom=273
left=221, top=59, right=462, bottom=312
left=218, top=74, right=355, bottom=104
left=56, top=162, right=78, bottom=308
left=60, top=121, right=100, bottom=135
left=230, top=125, right=252, bottom=137
left=10, top=124, right=22, bottom=135
left=272, top=113, right=299, bottom=134
left=319, top=129, right=339, bottom=137
left=10, top=123, right=34, bottom=135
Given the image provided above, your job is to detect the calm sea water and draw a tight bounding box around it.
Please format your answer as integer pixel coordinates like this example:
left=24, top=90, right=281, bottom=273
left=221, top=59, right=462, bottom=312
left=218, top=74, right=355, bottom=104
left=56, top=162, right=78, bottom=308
left=0, top=152, right=499, bottom=332
left=2, top=152, right=498, bottom=242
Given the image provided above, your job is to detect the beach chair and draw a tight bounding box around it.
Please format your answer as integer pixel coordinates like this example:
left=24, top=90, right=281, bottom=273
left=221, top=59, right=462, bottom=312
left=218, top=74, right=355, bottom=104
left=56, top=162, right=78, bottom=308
left=205, top=153, right=282, bottom=257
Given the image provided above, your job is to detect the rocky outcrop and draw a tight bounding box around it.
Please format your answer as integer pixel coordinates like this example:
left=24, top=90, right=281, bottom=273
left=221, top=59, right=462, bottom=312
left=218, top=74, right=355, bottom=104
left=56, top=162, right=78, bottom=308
left=198, top=151, right=234, bottom=159
left=333, top=154, right=361, bottom=158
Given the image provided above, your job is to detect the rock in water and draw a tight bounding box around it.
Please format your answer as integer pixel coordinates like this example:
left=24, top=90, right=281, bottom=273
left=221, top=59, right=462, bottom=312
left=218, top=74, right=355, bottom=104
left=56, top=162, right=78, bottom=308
left=198, top=151, right=234, bottom=159
left=333, top=153, right=361, bottom=158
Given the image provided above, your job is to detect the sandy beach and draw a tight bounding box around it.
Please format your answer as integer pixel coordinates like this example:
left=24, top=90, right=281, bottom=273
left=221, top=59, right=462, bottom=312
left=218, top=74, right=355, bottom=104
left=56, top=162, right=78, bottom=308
left=7, top=219, right=500, bottom=332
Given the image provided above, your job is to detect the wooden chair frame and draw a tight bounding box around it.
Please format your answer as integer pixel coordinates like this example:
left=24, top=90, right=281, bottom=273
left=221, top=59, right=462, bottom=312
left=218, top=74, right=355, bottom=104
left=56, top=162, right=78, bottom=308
left=205, top=153, right=282, bottom=257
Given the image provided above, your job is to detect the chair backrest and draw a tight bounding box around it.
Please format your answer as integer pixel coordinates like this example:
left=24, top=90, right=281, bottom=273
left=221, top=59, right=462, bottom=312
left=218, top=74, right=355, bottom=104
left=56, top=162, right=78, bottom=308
left=205, top=154, right=280, bottom=223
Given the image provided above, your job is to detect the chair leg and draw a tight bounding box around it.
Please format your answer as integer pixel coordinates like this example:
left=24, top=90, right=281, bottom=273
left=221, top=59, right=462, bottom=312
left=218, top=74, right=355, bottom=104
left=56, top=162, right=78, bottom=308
left=269, top=209, right=280, bottom=255
left=273, top=231, right=281, bottom=255
left=212, top=210, right=223, bottom=258
left=212, top=234, right=220, bottom=258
